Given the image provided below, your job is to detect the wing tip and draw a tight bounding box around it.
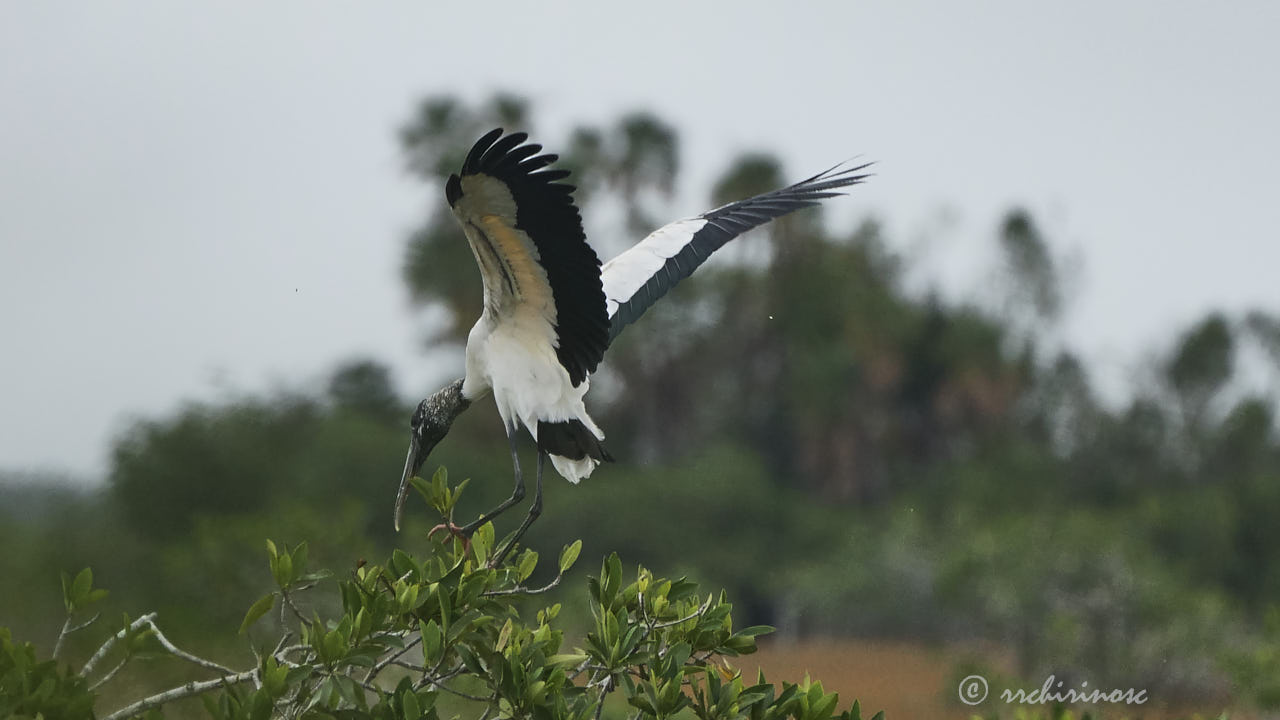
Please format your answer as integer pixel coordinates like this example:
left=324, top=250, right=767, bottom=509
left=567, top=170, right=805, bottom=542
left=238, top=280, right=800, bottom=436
left=445, top=173, right=462, bottom=206
left=462, top=127, right=505, bottom=174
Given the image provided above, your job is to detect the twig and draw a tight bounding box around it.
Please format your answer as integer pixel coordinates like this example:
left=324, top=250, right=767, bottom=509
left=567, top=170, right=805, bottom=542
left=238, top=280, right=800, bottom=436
left=411, top=664, right=491, bottom=701
left=567, top=659, right=595, bottom=682
left=364, top=633, right=422, bottom=684
left=425, top=680, right=491, bottom=702
left=280, top=589, right=308, bottom=626
left=52, top=612, right=102, bottom=660
left=631, top=594, right=714, bottom=660
left=592, top=675, right=615, bottom=720
left=654, top=596, right=714, bottom=629
left=101, top=669, right=257, bottom=720
left=411, top=664, right=462, bottom=692
left=52, top=617, right=74, bottom=661
left=271, top=632, right=293, bottom=658
left=482, top=572, right=563, bottom=597
left=140, top=617, right=237, bottom=676
left=81, top=613, right=156, bottom=677
left=69, top=612, right=102, bottom=634
left=88, top=658, right=129, bottom=691
left=276, top=643, right=315, bottom=660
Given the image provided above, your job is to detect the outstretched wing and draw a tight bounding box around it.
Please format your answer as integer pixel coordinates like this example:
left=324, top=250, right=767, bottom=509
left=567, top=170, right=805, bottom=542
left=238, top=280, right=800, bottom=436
left=601, top=162, right=873, bottom=343
left=446, top=128, right=609, bottom=387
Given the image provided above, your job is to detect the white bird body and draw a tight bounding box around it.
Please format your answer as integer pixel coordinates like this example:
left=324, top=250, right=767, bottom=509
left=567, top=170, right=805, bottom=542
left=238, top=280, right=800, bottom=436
left=462, top=313, right=603, bottom=483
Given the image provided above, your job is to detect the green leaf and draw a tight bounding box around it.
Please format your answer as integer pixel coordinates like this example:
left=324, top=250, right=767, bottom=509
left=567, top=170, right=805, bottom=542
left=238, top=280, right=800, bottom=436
left=547, top=653, right=589, bottom=667
left=398, top=583, right=421, bottom=614
left=61, top=571, right=72, bottom=611
left=299, top=569, right=334, bottom=583
left=291, top=542, right=309, bottom=575
left=410, top=475, right=433, bottom=508
left=239, top=593, right=276, bottom=635
left=430, top=467, right=449, bottom=513
left=518, top=550, right=539, bottom=581
left=265, top=539, right=278, bottom=560
left=453, top=477, right=471, bottom=505
left=275, top=552, right=294, bottom=587
left=604, top=553, right=622, bottom=605
left=420, top=619, right=443, bottom=664
left=391, top=548, right=417, bottom=579
left=471, top=522, right=494, bottom=564
left=71, top=568, right=93, bottom=607
left=811, top=692, right=840, bottom=720
left=665, top=642, right=691, bottom=673
left=559, top=540, right=582, bottom=574
left=495, top=617, right=514, bottom=652
left=322, top=628, right=345, bottom=663
left=455, top=644, right=484, bottom=674
left=402, top=689, right=421, bottom=719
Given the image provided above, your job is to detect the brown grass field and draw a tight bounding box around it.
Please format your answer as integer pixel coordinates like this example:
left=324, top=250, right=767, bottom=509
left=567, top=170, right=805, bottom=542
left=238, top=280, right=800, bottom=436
left=733, top=639, right=1244, bottom=720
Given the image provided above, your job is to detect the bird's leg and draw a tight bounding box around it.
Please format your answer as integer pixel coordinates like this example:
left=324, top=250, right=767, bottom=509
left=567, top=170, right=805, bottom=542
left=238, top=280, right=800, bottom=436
left=457, top=427, right=526, bottom=536
left=491, top=451, right=545, bottom=567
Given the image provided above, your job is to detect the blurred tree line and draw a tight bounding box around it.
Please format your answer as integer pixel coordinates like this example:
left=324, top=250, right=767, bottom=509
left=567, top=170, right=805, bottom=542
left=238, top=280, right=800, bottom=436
left=3, top=93, right=1279, bottom=712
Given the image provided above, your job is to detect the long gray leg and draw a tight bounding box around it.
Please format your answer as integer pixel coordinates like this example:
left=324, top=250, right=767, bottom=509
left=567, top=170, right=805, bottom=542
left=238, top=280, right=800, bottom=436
left=492, top=450, right=545, bottom=566
left=461, top=426, right=525, bottom=535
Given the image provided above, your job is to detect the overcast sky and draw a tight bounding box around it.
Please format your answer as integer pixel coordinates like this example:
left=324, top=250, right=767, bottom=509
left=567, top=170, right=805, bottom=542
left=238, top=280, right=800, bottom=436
left=2, top=2, right=1278, bottom=482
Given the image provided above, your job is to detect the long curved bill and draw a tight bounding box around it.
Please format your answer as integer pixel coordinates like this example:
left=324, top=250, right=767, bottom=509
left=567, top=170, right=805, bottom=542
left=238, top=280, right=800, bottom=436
left=393, top=434, right=425, bottom=532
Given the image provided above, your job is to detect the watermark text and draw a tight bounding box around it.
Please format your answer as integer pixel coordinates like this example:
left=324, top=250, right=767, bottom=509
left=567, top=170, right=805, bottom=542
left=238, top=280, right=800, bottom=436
left=958, top=674, right=1148, bottom=707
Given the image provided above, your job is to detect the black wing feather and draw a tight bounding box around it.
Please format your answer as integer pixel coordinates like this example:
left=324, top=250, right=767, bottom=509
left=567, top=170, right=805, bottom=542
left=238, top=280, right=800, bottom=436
left=453, top=129, right=609, bottom=386
left=607, top=161, right=873, bottom=343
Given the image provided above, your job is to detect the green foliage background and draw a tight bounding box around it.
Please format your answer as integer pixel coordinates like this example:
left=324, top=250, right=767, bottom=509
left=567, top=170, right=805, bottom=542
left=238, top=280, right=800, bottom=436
left=3, top=93, right=1279, bottom=717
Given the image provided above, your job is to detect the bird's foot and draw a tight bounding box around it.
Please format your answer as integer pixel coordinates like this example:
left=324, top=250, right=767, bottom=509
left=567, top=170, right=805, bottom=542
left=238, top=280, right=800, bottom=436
left=427, top=522, right=471, bottom=550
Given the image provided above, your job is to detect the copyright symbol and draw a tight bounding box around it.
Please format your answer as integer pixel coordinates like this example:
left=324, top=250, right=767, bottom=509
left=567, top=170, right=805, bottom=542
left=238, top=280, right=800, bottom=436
left=958, top=674, right=988, bottom=705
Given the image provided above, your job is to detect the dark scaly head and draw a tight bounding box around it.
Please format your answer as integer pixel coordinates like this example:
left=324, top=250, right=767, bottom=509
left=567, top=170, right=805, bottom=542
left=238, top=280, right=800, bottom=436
left=394, top=378, right=471, bottom=531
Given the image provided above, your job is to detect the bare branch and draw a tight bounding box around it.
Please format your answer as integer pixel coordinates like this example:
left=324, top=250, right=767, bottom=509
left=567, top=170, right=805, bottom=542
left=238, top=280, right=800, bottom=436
left=69, top=612, right=102, bottom=634
left=81, top=613, right=156, bottom=677
left=482, top=572, right=563, bottom=597
left=52, top=612, right=102, bottom=660
left=422, top=678, right=491, bottom=702
left=88, top=658, right=129, bottom=692
left=654, top=596, right=714, bottom=629
left=280, top=589, right=309, bottom=626
left=140, top=618, right=237, bottom=676
left=592, top=675, right=615, bottom=720
left=271, top=632, right=293, bottom=658
left=411, top=664, right=492, bottom=701
left=52, top=617, right=74, bottom=661
left=100, top=669, right=257, bottom=720
left=389, top=659, right=428, bottom=673
left=364, top=633, right=421, bottom=684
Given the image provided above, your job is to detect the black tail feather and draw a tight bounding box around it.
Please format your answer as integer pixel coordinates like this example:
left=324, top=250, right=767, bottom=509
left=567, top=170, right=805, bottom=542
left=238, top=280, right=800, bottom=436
left=537, top=419, right=614, bottom=463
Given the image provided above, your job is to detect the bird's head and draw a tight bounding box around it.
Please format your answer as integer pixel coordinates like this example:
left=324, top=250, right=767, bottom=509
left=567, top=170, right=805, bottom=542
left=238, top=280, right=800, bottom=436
left=394, top=378, right=470, bottom=531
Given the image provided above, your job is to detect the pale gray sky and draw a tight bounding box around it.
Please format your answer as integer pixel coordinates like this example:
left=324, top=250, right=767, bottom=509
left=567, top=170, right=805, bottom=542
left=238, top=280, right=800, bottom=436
left=2, top=2, right=1278, bottom=481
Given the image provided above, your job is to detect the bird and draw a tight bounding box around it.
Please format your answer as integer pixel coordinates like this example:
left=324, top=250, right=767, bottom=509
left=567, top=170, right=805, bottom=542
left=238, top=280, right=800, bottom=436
left=394, top=127, right=871, bottom=557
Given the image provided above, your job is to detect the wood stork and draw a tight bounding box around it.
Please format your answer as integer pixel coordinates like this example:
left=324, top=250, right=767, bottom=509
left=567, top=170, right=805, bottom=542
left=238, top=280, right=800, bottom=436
left=394, top=128, right=871, bottom=552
